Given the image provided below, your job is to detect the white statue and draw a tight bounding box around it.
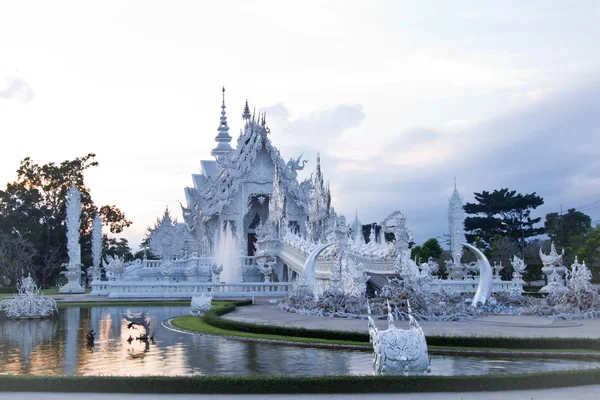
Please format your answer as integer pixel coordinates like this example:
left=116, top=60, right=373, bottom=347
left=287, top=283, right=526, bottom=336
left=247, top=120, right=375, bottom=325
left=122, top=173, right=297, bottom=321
left=539, top=242, right=568, bottom=293
left=448, top=182, right=466, bottom=266
left=89, top=215, right=103, bottom=282
left=190, top=290, right=213, bottom=316
left=256, top=257, right=274, bottom=282
left=59, top=186, right=85, bottom=294
left=511, top=255, right=527, bottom=283
left=103, top=255, right=126, bottom=280
left=1, top=274, right=58, bottom=319
left=367, top=300, right=429, bottom=376
left=211, top=263, right=223, bottom=283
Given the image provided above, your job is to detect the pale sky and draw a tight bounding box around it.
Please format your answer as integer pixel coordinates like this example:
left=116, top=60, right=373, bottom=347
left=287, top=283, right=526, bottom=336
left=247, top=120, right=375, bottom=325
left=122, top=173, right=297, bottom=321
left=1, top=0, right=599, bottom=251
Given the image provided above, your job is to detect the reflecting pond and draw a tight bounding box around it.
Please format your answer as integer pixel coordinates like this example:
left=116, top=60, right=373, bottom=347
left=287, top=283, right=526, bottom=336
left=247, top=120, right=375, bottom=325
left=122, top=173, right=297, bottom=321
left=1, top=305, right=599, bottom=376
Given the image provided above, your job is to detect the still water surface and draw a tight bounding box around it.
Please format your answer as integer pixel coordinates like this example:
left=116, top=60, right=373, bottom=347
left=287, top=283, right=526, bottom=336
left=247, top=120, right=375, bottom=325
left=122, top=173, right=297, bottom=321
left=1, top=305, right=598, bottom=376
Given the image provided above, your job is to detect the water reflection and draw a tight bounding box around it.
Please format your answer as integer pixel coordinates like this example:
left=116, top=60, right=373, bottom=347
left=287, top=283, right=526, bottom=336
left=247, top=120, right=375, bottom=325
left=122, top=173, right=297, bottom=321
left=0, top=305, right=599, bottom=377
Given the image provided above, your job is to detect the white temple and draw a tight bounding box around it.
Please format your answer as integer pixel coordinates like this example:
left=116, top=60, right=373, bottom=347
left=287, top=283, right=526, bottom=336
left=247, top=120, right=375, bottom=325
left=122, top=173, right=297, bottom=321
left=90, top=89, right=517, bottom=299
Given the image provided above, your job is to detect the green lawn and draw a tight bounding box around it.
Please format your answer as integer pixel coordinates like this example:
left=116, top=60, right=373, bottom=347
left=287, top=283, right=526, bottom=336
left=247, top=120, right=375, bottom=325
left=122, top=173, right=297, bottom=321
left=171, top=314, right=370, bottom=347
left=171, top=304, right=600, bottom=355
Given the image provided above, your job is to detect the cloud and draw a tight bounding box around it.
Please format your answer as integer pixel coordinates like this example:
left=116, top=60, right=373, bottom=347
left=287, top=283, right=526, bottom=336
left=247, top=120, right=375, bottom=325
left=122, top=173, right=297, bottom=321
left=0, top=77, right=34, bottom=103
left=321, top=76, right=600, bottom=243
left=265, top=102, right=365, bottom=146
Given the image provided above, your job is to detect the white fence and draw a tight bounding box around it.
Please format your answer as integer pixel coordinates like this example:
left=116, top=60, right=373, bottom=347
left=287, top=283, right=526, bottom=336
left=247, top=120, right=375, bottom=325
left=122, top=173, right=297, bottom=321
left=91, top=280, right=293, bottom=299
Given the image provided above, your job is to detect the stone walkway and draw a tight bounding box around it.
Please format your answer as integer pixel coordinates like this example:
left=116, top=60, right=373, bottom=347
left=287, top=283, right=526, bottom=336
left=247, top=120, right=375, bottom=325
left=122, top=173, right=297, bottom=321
left=223, top=300, right=600, bottom=338
left=1, top=386, right=599, bottom=400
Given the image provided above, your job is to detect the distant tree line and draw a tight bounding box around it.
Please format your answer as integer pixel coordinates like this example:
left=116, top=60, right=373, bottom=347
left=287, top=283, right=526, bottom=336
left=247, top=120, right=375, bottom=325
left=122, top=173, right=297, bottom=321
left=411, top=188, right=600, bottom=283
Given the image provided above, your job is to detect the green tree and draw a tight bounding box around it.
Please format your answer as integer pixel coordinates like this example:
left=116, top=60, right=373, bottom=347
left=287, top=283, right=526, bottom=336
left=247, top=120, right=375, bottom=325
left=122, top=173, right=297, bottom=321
left=577, top=226, right=600, bottom=282
left=464, top=188, right=544, bottom=254
left=544, top=208, right=591, bottom=255
left=0, top=154, right=132, bottom=287
left=102, top=237, right=134, bottom=262
left=411, top=238, right=443, bottom=263
left=0, top=232, right=37, bottom=286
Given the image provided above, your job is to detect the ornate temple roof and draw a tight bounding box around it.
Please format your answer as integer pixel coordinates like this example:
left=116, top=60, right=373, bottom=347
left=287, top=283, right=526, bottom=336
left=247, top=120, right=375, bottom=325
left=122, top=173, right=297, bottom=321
left=184, top=91, right=313, bottom=226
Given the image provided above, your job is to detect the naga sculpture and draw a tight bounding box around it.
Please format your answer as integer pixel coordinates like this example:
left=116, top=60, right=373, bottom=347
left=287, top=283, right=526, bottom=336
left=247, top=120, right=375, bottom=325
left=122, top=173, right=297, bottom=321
left=367, top=300, right=429, bottom=376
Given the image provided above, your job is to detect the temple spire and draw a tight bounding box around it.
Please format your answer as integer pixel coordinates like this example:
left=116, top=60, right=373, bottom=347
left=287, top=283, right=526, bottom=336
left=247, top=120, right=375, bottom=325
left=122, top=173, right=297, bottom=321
left=242, top=99, right=251, bottom=120
left=211, top=87, right=234, bottom=160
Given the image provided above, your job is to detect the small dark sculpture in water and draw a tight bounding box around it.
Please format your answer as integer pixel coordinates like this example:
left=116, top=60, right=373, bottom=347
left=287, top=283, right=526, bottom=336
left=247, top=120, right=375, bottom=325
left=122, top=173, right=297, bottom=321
left=86, top=329, right=95, bottom=349
left=123, top=310, right=151, bottom=340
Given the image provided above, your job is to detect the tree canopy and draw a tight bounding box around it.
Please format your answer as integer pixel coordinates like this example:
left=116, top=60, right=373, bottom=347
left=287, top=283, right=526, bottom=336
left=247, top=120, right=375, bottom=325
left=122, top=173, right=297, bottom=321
left=464, top=188, right=544, bottom=252
left=0, top=153, right=132, bottom=286
left=411, top=238, right=443, bottom=263
left=544, top=208, right=592, bottom=255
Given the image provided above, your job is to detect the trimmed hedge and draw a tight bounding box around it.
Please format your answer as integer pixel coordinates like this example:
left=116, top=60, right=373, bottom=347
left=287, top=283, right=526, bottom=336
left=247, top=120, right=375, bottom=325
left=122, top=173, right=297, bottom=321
left=1, top=369, right=600, bottom=393
left=203, top=303, right=600, bottom=351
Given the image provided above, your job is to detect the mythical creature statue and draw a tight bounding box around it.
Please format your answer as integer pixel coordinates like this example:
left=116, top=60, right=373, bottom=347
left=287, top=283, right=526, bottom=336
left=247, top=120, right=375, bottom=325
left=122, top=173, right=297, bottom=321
left=367, top=300, right=429, bottom=376
left=539, top=242, right=565, bottom=268
left=511, top=255, right=527, bottom=283
left=190, top=290, right=213, bottom=316
left=255, top=257, right=275, bottom=282
left=286, top=154, right=308, bottom=179
left=211, top=263, right=223, bottom=282
left=123, top=310, right=152, bottom=340
left=103, top=255, right=126, bottom=280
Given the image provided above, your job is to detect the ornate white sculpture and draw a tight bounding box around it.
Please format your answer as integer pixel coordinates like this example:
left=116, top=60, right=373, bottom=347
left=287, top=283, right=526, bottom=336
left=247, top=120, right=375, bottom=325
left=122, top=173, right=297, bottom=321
left=448, top=183, right=466, bottom=267
left=1, top=274, right=58, bottom=319
left=211, top=263, right=223, bottom=283
left=268, top=165, right=286, bottom=236
left=150, top=208, right=184, bottom=280
left=303, top=242, right=336, bottom=300
left=88, top=215, right=103, bottom=282
left=103, top=255, right=126, bottom=280
left=367, top=300, right=429, bottom=376
left=190, top=290, right=213, bottom=316
left=566, top=256, right=594, bottom=293
left=493, top=261, right=504, bottom=279
left=539, top=242, right=567, bottom=293
left=462, top=243, right=493, bottom=306
left=511, top=255, right=527, bottom=283
left=256, top=257, right=274, bottom=282
left=59, top=185, right=85, bottom=294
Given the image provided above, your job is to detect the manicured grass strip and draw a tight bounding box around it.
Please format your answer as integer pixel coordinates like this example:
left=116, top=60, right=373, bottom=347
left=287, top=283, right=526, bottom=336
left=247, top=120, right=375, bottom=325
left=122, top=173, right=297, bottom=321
left=172, top=303, right=600, bottom=356
left=170, top=316, right=600, bottom=356
left=171, top=315, right=369, bottom=347
left=1, top=369, right=600, bottom=393
left=204, top=304, right=600, bottom=351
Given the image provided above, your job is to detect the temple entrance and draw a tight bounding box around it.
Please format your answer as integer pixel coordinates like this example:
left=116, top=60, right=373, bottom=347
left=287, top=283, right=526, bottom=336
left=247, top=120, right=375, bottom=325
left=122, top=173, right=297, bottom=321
left=247, top=233, right=257, bottom=256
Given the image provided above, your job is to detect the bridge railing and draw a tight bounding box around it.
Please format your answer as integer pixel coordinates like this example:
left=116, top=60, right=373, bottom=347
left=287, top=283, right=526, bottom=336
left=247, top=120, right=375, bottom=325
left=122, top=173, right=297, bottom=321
left=90, top=280, right=293, bottom=298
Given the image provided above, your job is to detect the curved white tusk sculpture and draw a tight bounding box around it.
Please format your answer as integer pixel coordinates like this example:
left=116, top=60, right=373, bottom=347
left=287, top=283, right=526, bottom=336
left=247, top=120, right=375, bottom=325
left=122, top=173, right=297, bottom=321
left=461, top=242, right=493, bottom=306
left=303, top=242, right=336, bottom=300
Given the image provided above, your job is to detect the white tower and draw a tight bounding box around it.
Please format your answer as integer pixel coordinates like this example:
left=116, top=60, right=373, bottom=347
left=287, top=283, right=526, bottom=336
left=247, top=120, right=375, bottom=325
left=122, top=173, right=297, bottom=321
left=211, top=87, right=234, bottom=160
